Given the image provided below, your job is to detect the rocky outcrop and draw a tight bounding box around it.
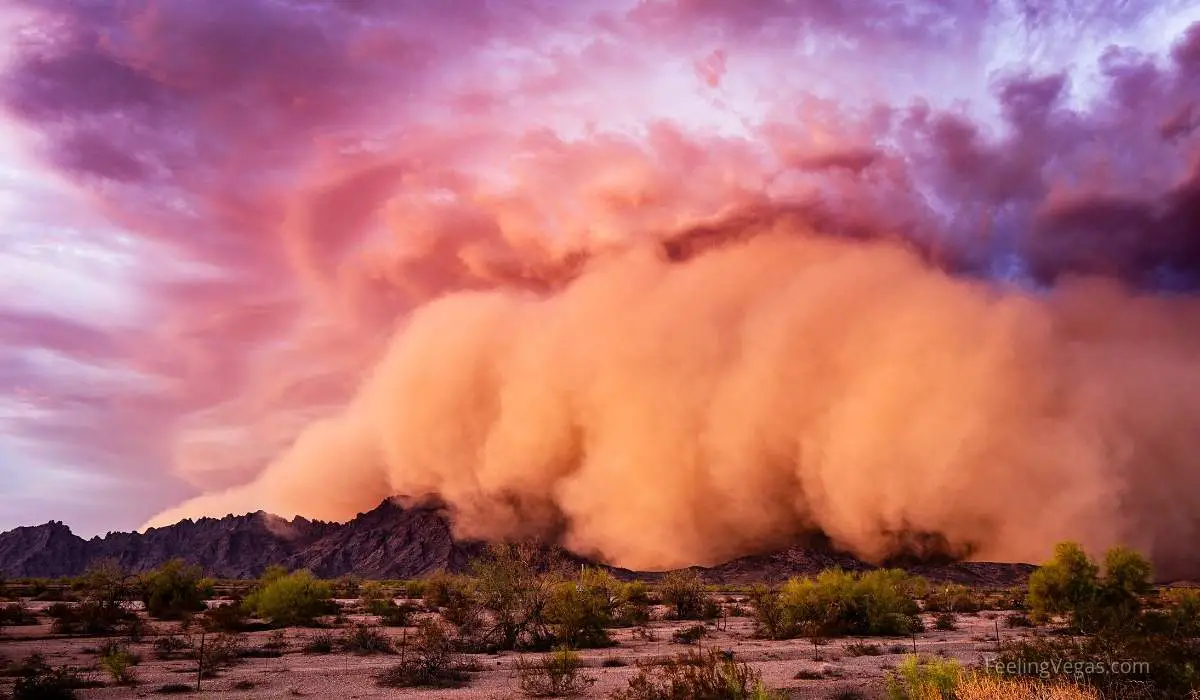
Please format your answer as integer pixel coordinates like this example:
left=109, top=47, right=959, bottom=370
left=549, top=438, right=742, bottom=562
left=0, top=500, right=1038, bottom=586
left=0, top=500, right=471, bottom=580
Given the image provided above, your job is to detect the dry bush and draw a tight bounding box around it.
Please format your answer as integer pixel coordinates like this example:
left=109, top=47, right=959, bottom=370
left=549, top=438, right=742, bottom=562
left=954, top=675, right=1101, bottom=700
left=190, top=631, right=244, bottom=678
left=934, top=612, right=958, bottom=631
left=341, top=623, right=394, bottom=654
left=670, top=624, right=707, bottom=645
left=377, top=619, right=473, bottom=689
left=515, top=647, right=596, bottom=697
left=0, top=602, right=39, bottom=627
left=9, top=654, right=103, bottom=700
left=609, top=648, right=784, bottom=700
left=302, top=631, right=336, bottom=654
left=153, top=635, right=190, bottom=659
left=924, top=585, right=984, bottom=614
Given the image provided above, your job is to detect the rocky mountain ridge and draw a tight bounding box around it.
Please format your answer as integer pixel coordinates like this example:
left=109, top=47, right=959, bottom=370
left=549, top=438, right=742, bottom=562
left=0, top=499, right=1036, bottom=586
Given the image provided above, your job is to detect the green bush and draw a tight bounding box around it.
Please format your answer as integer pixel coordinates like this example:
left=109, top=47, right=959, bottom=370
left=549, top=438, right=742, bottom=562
left=658, top=570, right=710, bottom=621
left=1026, top=542, right=1153, bottom=632
left=544, top=568, right=623, bottom=649
left=139, top=560, right=213, bottom=620
left=515, top=646, right=595, bottom=697
left=885, top=655, right=961, bottom=700
left=99, top=645, right=139, bottom=685
left=242, top=570, right=335, bottom=627
left=753, top=569, right=924, bottom=639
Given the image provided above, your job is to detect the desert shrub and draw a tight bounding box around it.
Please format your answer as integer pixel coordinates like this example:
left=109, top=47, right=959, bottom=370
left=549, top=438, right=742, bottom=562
left=516, top=647, right=596, bottom=697
left=0, top=602, right=39, bottom=626
left=47, top=602, right=137, bottom=636
left=378, top=601, right=416, bottom=626
left=139, top=560, right=213, bottom=620
left=73, top=559, right=132, bottom=607
left=924, top=584, right=983, bottom=614
left=617, top=586, right=653, bottom=626
left=403, top=579, right=427, bottom=599
left=99, top=645, right=139, bottom=685
left=659, top=570, right=710, bottom=621
left=302, top=630, right=336, bottom=654
left=333, top=574, right=362, bottom=598
left=749, top=584, right=788, bottom=640
left=264, top=629, right=289, bottom=650
left=198, top=601, right=252, bottom=632
left=341, top=623, right=394, bottom=654
left=359, top=581, right=391, bottom=613
left=934, top=612, right=957, bottom=631
left=1027, top=542, right=1155, bottom=632
left=9, top=655, right=101, bottom=700
left=671, top=624, right=707, bottom=645
left=153, top=635, right=190, bottom=659
left=1005, top=613, right=1034, bottom=628
left=95, top=639, right=139, bottom=661
left=609, top=648, right=784, bottom=700
left=845, top=642, right=882, bottom=657
left=156, top=683, right=193, bottom=694
left=194, top=631, right=243, bottom=678
left=242, top=570, right=335, bottom=627
left=994, top=628, right=1200, bottom=698
left=423, top=571, right=472, bottom=608
left=1161, top=587, right=1200, bottom=635
left=954, top=674, right=1100, bottom=699
left=377, top=619, right=473, bottom=688
left=1026, top=542, right=1100, bottom=627
left=755, top=568, right=924, bottom=639
left=623, top=581, right=651, bottom=605
left=544, top=569, right=622, bottom=649
left=885, top=655, right=962, bottom=700
left=469, top=543, right=561, bottom=651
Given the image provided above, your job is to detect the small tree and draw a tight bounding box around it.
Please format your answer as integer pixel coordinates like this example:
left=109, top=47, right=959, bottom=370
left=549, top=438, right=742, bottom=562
left=544, top=569, right=620, bottom=649
left=1026, top=542, right=1099, bottom=627
left=243, top=570, right=334, bottom=627
left=658, top=570, right=708, bottom=621
left=469, top=543, right=558, bottom=650
left=139, top=560, right=213, bottom=620
left=1027, top=542, right=1152, bottom=631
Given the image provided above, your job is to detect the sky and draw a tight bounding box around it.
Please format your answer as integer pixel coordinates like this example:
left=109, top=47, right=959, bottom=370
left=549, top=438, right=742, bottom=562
left=1, top=0, right=1199, bottom=540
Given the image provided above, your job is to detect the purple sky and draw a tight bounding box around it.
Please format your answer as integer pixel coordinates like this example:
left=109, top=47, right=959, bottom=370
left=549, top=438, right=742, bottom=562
left=1, top=0, right=1199, bottom=537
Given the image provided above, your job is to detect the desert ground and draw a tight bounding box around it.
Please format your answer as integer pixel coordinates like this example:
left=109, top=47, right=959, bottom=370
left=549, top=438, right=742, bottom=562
left=0, top=595, right=1027, bottom=699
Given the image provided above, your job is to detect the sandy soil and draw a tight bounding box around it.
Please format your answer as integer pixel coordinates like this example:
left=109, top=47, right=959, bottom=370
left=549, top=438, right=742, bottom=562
left=0, top=600, right=1036, bottom=699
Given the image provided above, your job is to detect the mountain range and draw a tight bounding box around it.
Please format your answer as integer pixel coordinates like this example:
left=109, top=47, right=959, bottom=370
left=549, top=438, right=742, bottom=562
left=0, top=499, right=1036, bottom=586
